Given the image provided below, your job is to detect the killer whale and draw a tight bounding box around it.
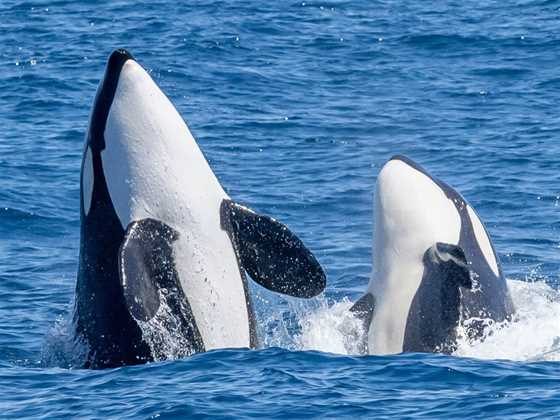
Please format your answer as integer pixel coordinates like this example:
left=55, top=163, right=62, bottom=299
left=74, top=49, right=326, bottom=368
left=351, top=155, right=514, bottom=355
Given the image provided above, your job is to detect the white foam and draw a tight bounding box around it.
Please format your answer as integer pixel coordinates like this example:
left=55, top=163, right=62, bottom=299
left=136, top=294, right=199, bottom=361
left=295, top=299, right=365, bottom=355
left=283, top=279, right=560, bottom=362
left=42, top=279, right=560, bottom=366
left=41, top=314, right=88, bottom=368
left=256, top=297, right=365, bottom=355
left=454, top=279, right=560, bottom=361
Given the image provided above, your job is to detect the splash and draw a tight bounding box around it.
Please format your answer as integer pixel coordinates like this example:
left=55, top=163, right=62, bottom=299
left=136, top=291, right=199, bottom=362
left=291, top=279, right=560, bottom=362
left=42, top=279, right=560, bottom=366
left=41, top=314, right=88, bottom=369
left=294, top=299, right=365, bottom=355
left=454, top=279, right=560, bottom=361
left=256, top=296, right=365, bottom=355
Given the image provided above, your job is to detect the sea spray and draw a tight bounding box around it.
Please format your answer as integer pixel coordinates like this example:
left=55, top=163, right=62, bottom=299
left=454, top=279, right=560, bottom=361
left=42, top=280, right=560, bottom=366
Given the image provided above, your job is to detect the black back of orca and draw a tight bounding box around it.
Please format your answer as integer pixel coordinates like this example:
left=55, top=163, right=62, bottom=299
left=392, top=156, right=514, bottom=347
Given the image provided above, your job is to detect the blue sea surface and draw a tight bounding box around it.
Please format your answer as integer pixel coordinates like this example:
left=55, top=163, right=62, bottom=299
left=1, top=0, right=560, bottom=418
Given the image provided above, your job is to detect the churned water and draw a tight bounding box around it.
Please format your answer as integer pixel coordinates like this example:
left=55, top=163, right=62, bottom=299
left=1, top=1, right=560, bottom=418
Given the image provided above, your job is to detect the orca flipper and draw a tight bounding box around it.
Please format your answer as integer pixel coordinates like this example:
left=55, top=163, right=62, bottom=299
left=119, top=218, right=205, bottom=355
left=426, top=242, right=472, bottom=289
left=349, top=293, right=375, bottom=354
left=220, top=200, right=326, bottom=298
left=119, top=218, right=181, bottom=321
left=350, top=293, right=375, bottom=332
left=403, top=242, right=473, bottom=353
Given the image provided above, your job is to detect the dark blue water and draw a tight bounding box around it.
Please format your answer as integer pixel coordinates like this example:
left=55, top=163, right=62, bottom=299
left=2, top=1, right=560, bottom=418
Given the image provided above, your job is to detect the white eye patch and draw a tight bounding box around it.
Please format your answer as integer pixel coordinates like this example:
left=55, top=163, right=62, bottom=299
left=467, top=205, right=499, bottom=277
left=82, top=146, right=94, bottom=216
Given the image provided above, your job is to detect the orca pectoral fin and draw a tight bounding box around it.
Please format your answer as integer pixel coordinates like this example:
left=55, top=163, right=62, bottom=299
left=427, top=242, right=473, bottom=289
left=403, top=243, right=473, bottom=353
left=119, top=218, right=180, bottom=322
left=350, top=293, right=375, bottom=329
left=349, top=293, right=375, bottom=354
left=221, top=200, right=326, bottom=298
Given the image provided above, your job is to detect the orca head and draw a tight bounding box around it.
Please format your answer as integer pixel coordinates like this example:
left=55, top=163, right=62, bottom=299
left=374, top=155, right=501, bottom=279
left=372, top=155, right=462, bottom=278
left=81, top=49, right=132, bottom=226
left=81, top=49, right=224, bottom=232
left=368, top=155, right=510, bottom=354
left=367, top=155, right=463, bottom=354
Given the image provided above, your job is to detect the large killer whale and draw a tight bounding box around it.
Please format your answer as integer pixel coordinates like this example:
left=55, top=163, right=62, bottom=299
left=351, top=155, right=514, bottom=355
left=74, top=49, right=326, bottom=368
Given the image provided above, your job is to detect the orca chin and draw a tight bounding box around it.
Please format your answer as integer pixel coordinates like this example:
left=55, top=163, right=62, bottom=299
left=351, top=155, right=514, bottom=355
left=74, top=49, right=326, bottom=369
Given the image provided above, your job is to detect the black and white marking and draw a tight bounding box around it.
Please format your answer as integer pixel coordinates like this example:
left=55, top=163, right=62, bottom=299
left=74, top=50, right=326, bottom=368
left=351, top=155, right=514, bottom=355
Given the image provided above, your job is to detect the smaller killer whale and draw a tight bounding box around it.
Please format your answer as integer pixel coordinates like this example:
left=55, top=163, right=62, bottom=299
left=74, top=49, right=326, bottom=368
left=351, top=155, right=514, bottom=355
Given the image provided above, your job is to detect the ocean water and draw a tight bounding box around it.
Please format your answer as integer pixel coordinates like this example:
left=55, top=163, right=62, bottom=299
left=1, top=0, right=560, bottom=418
